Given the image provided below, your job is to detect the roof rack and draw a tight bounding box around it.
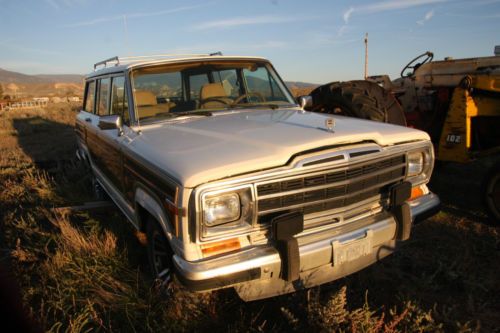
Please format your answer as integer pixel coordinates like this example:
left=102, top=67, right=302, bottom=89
left=93, top=52, right=224, bottom=71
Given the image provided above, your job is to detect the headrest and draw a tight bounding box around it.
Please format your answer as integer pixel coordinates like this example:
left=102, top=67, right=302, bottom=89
left=200, top=83, right=227, bottom=100
left=135, top=90, right=157, bottom=106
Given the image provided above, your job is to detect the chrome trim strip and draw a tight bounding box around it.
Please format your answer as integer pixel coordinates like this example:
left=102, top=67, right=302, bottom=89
left=192, top=141, right=432, bottom=243
left=257, top=176, right=402, bottom=215
left=92, top=165, right=137, bottom=228
left=293, top=143, right=381, bottom=168
left=409, top=192, right=440, bottom=221
left=256, top=163, right=405, bottom=200
left=173, top=215, right=396, bottom=282
left=194, top=141, right=429, bottom=193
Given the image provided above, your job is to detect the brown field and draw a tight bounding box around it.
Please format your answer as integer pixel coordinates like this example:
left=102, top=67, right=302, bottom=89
left=0, top=104, right=499, bottom=332
left=1, top=82, right=83, bottom=99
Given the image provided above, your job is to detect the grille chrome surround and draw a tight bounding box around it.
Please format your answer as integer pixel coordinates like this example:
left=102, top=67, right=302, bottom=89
left=256, top=155, right=406, bottom=225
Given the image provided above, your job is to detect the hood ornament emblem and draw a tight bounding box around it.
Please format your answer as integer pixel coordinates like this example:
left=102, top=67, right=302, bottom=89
left=325, top=118, right=335, bottom=132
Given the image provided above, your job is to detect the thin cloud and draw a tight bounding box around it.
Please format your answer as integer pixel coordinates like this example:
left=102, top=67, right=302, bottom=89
left=343, top=7, right=354, bottom=24
left=65, top=4, right=207, bottom=27
left=45, top=0, right=87, bottom=10
left=337, top=25, right=348, bottom=37
left=360, top=0, right=447, bottom=13
left=417, top=9, right=435, bottom=25
left=192, top=15, right=301, bottom=30
left=344, top=0, right=447, bottom=23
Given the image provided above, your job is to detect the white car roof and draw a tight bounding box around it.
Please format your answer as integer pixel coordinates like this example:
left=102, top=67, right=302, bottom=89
left=85, top=55, right=270, bottom=79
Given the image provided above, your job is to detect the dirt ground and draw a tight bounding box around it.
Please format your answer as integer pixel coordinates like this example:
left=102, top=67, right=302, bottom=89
left=0, top=105, right=498, bottom=332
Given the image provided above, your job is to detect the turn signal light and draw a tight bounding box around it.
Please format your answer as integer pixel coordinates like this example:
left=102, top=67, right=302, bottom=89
left=409, top=186, right=424, bottom=201
left=201, top=238, right=241, bottom=257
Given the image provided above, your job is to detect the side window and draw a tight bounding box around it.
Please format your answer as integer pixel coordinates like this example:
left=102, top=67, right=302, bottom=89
left=110, top=76, right=129, bottom=124
left=97, top=78, right=110, bottom=116
left=84, top=81, right=95, bottom=113
left=213, top=69, right=240, bottom=98
left=189, top=73, right=209, bottom=100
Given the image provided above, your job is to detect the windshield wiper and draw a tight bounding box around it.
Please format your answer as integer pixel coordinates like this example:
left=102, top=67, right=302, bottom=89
left=155, top=110, right=213, bottom=118
left=229, top=103, right=282, bottom=110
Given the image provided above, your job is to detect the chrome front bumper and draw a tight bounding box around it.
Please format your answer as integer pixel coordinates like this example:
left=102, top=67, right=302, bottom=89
left=173, top=192, right=440, bottom=301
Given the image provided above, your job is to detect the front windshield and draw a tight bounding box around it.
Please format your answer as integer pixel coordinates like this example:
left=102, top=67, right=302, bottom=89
left=131, top=61, right=296, bottom=122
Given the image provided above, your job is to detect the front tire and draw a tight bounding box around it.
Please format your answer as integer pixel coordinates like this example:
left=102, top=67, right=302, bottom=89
left=146, top=217, right=174, bottom=289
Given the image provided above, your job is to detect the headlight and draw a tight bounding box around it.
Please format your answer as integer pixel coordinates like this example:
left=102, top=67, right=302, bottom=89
left=407, top=151, right=424, bottom=177
left=406, top=145, right=434, bottom=185
left=200, top=186, right=255, bottom=239
left=203, top=193, right=240, bottom=226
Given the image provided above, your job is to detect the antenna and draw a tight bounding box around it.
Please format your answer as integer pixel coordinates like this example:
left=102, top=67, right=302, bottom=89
left=364, top=33, right=368, bottom=79
left=123, top=15, right=130, bottom=56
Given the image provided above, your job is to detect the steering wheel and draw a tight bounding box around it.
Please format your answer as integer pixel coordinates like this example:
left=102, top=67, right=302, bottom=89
left=200, top=96, right=232, bottom=108
left=400, top=51, right=434, bottom=78
left=233, top=92, right=266, bottom=104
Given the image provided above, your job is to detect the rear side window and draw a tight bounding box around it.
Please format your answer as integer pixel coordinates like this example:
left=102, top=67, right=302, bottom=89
left=110, top=76, right=129, bottom=124
left=84, top=81, right=95, bottom=113
left=189, top=73, right=210, bottom=100
left=97, top=78, right=110, bottom=116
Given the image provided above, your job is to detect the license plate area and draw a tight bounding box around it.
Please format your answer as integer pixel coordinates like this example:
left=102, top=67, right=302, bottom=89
left=332, top=230, right=373, bottom=266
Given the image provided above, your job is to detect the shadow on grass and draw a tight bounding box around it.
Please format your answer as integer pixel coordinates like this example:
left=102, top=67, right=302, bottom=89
left=13, top=116, right=76, bottom=169
left=428, top=161, right=490, bottom=223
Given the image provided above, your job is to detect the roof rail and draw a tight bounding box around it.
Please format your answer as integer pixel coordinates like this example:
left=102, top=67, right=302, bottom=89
left=93, top=52, right=224, bottom=71
left=94, top=56, right=119, bottom=70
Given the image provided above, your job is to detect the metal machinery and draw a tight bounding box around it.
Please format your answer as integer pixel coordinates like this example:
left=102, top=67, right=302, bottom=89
left=308, top=50, right=500, bottom=221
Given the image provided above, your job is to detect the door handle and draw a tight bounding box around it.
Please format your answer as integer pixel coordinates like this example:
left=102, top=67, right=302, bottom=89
left=85, top=118, right=91, bottom=122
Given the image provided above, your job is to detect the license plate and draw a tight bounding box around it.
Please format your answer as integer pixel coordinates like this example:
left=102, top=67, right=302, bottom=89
left=332, top=230, right=373, bottom=266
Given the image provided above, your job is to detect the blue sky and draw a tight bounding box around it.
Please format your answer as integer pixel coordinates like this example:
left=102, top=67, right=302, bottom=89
left=0, top=0, right=499, bottom=83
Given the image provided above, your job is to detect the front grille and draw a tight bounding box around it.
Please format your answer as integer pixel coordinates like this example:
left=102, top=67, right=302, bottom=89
left=257, top=155, right=406, bottom=224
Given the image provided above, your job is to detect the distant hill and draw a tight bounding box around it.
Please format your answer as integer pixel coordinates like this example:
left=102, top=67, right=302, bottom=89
left=34, top=74, right=84, bottom=84
left=0, top=68, right=83, bottom=84
left=0, top=68, right=48, bottom=84
left=285, top=81, right=318, bottom=89
left=285, top=81, right=318, bottom=97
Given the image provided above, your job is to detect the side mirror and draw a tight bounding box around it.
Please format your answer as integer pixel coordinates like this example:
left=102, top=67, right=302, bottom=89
left=297, top=95, right=312, bottom=110
left=98, top=114, right=123, bottom=136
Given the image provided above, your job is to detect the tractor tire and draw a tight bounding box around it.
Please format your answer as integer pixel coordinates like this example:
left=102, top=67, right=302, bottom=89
left=308, top=80, right=406, bottom=126
left=482, top=162, right=500, bottom=223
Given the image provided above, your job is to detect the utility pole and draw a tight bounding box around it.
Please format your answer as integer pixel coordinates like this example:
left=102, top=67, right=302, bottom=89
left=364, top=33, right=368, bottom=79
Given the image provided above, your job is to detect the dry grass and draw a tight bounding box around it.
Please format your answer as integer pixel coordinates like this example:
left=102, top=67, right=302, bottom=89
left=0, top=104, right=498, bottom=332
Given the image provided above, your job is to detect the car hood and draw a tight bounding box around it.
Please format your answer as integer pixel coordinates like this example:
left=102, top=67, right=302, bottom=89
left=127, top=108, right=429, bottom=188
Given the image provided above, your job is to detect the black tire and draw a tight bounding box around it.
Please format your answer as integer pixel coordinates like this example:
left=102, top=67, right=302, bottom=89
left=482, top=162, right=500, bottom=223
left=308, top=80, right=406, bottom=126
left=146, top=217, right=174, bottom=289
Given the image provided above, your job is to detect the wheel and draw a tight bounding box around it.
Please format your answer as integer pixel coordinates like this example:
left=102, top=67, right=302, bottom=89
left=146, top=217, right=174, bottom=289
left=309, top=80, right=406, bottom=126
left=482, top=162, right=500, bottom=223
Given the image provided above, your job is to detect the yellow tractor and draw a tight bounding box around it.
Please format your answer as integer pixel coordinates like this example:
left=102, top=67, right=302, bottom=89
left=308, top=50, right=500, bottom=221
